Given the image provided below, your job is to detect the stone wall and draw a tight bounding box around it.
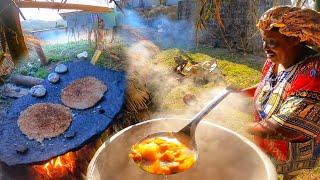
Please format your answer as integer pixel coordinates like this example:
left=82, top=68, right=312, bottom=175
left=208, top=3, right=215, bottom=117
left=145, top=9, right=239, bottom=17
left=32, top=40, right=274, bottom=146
left=197, top=0, right=292, bottom=53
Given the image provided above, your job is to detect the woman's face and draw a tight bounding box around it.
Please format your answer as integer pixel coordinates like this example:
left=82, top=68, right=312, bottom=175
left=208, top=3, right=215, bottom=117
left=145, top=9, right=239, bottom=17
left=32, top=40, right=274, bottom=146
left=261, top=30, right=299, bottom=65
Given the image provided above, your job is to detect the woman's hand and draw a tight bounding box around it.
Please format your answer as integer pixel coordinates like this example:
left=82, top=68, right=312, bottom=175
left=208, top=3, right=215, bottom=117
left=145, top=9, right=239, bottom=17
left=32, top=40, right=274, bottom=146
left=248, top=122, right=305, bottom=140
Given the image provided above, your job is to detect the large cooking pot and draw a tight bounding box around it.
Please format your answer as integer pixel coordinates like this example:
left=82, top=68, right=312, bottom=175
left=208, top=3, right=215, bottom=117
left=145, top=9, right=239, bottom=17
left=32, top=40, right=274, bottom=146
left=87, top=118, right=277, bottom=180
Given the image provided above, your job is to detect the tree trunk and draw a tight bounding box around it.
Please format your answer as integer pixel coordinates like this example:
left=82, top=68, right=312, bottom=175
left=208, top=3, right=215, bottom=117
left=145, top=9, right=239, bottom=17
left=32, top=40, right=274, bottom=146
left=315, top=0, right=320, bottom=11
left=0, top=0, right=28, bottom=63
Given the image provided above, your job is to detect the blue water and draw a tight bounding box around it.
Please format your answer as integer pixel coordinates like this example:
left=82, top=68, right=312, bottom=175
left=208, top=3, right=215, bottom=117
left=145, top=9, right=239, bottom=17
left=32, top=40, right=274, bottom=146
left=31, top=28, right=87, bottom=44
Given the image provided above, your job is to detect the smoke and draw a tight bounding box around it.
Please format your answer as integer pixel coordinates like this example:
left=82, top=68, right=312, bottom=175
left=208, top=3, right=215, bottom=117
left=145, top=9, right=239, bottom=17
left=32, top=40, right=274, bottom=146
left=125, top=38, right=253, bottom=138
left=119, top=9, right=195, bottom=49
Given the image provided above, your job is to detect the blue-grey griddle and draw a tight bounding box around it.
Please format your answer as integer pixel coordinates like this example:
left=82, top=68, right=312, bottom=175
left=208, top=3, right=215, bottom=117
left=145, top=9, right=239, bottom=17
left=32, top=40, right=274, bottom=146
left=0, top=60, right=126, bottom=166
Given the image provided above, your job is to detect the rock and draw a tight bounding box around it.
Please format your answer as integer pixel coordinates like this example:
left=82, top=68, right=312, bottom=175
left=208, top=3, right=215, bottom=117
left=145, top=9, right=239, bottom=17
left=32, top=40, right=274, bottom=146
left=77, top=51, right=88, bottom=59
left=54, top=64, right=68, bottom=73
left=48, top=73, right=60, bottom=83
left=183, top=93, right=197, bottom=106
left=65, top=131, right=77, bottom=139
left=98, top=109, right=105, bottom=114
left=29, top=85, right=46, bottom=97
left=15, top=88, right=20, bottom=92
left=1, top=84, right=28, bottom=98
left=16, top=145, right=28, bottom=155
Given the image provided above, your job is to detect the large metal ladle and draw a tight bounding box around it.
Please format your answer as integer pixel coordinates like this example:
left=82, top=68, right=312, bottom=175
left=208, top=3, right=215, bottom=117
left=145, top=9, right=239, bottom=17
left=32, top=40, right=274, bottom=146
left=135, top=87, right=234, bottom=170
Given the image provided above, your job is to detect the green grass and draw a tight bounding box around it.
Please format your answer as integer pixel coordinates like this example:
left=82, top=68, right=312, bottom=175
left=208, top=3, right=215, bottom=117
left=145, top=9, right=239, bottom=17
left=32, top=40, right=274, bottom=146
left=43, top=40, right=95, bottom=63
left=33, top=67, right=49, bottom=79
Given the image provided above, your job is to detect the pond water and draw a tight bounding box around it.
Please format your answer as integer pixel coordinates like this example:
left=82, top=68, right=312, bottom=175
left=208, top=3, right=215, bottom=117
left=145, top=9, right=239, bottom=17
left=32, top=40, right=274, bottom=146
left=30, top=28, right=87, bottom=44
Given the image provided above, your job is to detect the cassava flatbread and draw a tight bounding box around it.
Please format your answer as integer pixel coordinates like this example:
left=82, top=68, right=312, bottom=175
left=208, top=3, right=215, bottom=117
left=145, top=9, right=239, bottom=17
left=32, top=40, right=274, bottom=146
left=18, top=103, right=72, bottom=142
left=61, top=77, right=107, bottom=109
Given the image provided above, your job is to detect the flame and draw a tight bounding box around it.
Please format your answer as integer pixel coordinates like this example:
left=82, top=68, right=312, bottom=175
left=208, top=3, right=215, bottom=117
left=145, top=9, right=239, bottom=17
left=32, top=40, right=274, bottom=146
left=33, top=152, right=76, bottom=179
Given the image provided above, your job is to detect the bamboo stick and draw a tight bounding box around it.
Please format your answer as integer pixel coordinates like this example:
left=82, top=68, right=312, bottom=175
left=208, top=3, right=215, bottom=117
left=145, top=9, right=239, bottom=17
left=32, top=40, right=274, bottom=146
left=17, top=1, right=113, bottom=13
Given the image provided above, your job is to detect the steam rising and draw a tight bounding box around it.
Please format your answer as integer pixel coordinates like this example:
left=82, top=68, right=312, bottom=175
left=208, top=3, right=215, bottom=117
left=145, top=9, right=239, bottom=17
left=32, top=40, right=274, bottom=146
left=120, top=9, right=195, bottom=49
left=121, top=8, right=253, bottom=138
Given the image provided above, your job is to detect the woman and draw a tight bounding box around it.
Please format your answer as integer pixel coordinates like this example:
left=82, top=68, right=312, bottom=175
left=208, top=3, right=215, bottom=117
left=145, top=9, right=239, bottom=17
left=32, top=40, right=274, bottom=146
left=242, top=6, right=320, bottom=179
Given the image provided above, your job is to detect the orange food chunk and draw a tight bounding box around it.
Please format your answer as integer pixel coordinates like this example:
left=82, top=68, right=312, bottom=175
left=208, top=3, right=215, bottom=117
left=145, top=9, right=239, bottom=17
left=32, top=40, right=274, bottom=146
left=129, top=149, right=142, bottom=163
left=129, top=136, right=196, bottom=175
left=159, top=143, right=170, bottom=152
left=160, top=150, right=175, bottom=162
left=139, top=142, right=159, bottom=161
left=167, top=162, right=180, bottom=173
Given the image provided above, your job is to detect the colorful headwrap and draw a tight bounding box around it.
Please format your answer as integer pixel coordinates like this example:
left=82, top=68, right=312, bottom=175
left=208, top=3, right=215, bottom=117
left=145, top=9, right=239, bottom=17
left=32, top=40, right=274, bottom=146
left=257, top=6, right=320, bottom=48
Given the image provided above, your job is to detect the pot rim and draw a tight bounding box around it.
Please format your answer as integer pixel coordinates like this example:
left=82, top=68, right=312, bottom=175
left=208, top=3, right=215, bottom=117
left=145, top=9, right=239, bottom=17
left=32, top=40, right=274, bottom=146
left=87, top=118, right=277, bottom=180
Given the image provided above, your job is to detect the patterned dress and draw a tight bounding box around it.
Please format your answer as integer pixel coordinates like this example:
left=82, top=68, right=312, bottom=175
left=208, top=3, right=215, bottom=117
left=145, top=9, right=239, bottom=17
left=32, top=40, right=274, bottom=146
left=253, top=54, right=320, bottom=174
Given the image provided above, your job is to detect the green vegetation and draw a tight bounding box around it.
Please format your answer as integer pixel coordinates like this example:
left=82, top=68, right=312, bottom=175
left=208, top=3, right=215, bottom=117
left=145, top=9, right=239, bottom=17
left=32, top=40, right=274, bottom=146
left=152, top=48, right=264, bottom=89
left=44, top=41, right=95, bottom=63
left=33, top=67, right=49, bottom=79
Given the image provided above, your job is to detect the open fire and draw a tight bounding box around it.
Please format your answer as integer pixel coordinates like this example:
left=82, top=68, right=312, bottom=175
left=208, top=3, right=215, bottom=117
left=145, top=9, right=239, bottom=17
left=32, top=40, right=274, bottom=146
left=26, top=129, right=112, bottom=180
left=33, top=152, right=76, bottom=179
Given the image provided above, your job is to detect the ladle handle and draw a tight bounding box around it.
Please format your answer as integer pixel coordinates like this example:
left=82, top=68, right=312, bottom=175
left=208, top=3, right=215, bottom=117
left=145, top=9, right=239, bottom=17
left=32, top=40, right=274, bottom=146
left=179, top=88, right=231, bottom=137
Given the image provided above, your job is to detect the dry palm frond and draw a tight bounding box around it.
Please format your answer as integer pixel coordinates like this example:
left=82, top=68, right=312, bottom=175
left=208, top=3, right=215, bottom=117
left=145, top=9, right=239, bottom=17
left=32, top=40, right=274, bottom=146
left=197, top=0, right=225, bottom=31
left=125, top=73, right=150, bottom=114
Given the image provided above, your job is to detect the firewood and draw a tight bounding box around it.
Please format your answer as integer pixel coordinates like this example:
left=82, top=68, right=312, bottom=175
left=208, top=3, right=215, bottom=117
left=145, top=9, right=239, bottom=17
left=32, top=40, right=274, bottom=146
left=11, top=75, right=44, bottom=87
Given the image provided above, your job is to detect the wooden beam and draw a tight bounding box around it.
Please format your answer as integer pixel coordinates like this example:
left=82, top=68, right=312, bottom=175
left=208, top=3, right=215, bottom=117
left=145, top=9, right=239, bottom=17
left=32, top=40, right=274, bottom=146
left=17, top=1, right=113, bottom=13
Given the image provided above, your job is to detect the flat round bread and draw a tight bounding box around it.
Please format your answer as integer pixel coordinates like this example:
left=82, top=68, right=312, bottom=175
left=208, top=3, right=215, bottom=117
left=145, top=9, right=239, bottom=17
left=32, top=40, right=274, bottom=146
left=61, top=77, right=107, bottom=109
left=18, top=103, right=72, bottom=142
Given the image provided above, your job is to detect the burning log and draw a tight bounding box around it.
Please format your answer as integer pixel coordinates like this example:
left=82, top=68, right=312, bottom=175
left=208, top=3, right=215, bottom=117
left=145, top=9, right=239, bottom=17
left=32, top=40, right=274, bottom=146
left=11, top=75, right=44, bottom=87
left=33, top=152, right=76, bottom=179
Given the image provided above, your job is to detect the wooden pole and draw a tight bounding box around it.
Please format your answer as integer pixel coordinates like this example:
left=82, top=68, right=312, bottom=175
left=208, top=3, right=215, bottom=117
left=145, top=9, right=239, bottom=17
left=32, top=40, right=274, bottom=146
left=0, top=0, right=28, bottom=63
left=17, top=1, right=113, bottom=13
